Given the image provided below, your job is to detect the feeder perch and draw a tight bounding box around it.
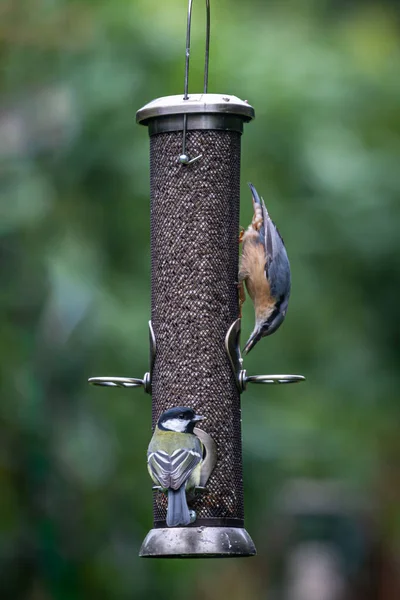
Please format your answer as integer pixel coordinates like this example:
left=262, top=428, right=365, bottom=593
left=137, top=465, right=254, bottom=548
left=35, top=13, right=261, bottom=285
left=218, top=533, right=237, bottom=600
left=89, top=0, right=304, bottom=558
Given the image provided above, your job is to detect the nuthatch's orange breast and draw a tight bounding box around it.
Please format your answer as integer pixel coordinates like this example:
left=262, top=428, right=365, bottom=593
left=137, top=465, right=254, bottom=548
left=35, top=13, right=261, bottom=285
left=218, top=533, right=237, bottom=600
left=239, top=236, right=274, bottom=313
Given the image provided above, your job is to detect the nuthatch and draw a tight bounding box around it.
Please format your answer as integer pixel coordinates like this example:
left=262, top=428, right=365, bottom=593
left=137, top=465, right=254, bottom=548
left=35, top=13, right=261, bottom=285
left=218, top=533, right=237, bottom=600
left=239, top=182, right=291, bottom=354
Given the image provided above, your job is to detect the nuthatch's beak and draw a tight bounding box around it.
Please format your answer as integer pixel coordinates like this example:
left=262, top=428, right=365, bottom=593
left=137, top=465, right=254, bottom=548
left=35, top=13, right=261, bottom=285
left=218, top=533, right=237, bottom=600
left=193, top=414, right=205, bottom=422
left=243, top=328, right=263, bottom=355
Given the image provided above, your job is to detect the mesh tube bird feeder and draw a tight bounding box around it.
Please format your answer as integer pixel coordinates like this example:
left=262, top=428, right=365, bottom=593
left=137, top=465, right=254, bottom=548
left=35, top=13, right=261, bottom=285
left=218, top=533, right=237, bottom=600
left=89, top=0, right=304, bottom=558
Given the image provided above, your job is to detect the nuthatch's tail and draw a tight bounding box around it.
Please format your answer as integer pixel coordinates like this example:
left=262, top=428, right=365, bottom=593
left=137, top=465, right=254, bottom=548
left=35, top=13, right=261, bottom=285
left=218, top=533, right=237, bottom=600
left=166, top=486, right=190, bottom=527
left=248, top=182, right=268, bottom=240
left=248, top=182, right=262, bottom=206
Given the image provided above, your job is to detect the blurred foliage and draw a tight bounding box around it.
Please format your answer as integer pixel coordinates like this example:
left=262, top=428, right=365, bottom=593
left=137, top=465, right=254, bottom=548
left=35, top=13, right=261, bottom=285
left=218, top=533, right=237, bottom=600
left=1, top=0, right=399, bottom=598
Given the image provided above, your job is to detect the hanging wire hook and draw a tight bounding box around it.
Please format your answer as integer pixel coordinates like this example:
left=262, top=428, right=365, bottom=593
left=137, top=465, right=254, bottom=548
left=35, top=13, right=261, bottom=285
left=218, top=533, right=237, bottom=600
left=179, top=0, right=211, bottom=166
left=184, top=0, right=210, bottom=99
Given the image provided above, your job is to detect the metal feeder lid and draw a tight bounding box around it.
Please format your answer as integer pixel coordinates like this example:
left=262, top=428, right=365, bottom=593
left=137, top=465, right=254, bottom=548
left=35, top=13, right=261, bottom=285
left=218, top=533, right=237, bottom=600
left=136, top=93, right=255, bottom=126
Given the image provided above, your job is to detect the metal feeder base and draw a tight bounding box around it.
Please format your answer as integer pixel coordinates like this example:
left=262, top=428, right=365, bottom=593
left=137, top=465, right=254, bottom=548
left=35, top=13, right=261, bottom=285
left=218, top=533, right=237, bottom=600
left=139, top=526, right=256, bottom=558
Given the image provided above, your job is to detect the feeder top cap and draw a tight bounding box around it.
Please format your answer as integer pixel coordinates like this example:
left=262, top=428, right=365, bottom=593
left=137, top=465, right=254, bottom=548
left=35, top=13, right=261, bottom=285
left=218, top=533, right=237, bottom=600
left=136, top=93, right=255, bottom=126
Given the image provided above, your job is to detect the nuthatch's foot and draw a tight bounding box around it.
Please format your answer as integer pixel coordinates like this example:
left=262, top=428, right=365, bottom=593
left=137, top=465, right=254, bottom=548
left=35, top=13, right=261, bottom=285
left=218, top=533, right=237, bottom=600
left=239, top=226, right=245, bottom=244
left=189, top=510, right=197, bottom=524
left=252, top=214, right=263, bottom=231
left=238, top=280, right=246, bottom=318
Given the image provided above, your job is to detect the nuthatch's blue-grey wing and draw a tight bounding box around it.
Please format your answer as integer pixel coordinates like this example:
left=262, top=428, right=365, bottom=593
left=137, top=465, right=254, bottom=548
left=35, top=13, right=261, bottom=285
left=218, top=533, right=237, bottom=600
left=259, top=193, right=291, bottom=317
left=241, top=183, right=291, bottom=354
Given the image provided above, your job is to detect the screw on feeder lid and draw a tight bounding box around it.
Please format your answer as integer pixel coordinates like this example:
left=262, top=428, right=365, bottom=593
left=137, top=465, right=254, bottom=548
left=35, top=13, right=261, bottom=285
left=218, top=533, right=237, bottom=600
left=136, top=94, right=255, bottom=136
left=136, top=94, right=255, bottom=125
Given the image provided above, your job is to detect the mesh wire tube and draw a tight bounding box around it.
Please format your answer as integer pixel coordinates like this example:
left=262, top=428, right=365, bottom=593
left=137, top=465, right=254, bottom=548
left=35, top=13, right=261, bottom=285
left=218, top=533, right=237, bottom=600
left=150, top=129, right=244, bottom=526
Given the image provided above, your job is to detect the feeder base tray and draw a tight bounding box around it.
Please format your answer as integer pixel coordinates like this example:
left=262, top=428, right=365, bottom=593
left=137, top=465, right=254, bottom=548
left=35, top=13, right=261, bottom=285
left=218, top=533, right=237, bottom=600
left=139, top=526, right=256, bottom=558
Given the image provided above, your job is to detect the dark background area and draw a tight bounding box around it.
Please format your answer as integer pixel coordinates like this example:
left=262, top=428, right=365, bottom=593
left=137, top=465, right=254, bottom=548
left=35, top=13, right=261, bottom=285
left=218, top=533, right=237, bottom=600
left=0, top=0, right=399, bottom=598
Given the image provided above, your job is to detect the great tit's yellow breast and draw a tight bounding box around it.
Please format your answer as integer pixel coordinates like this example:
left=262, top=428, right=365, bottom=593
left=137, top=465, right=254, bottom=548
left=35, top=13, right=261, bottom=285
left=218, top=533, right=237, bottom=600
left=187, top=461, right=202, bottom=490
left=148, top=427, right=202, bottom=455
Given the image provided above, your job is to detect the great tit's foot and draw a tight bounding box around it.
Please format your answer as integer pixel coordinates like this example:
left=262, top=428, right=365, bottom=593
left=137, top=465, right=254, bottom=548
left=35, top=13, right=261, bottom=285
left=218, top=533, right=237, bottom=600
left=152, top=485, right=166, bottom=494
left=195, top=486, right=207, bottom=494
left=238, top=226, right=245, bottom=243
left=189, top=510, right=197, bottom=524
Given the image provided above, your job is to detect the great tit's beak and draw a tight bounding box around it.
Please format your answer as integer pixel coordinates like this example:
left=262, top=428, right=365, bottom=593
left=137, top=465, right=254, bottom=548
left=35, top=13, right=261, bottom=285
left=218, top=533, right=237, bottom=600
left=193, top=414, right=205, bottom=422
left=243, top=327, right=263, bottom=355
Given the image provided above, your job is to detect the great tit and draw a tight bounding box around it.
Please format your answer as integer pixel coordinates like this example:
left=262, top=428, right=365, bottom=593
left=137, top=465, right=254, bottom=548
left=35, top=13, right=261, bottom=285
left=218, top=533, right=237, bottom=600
left=147, top=406, right=205, bottom=527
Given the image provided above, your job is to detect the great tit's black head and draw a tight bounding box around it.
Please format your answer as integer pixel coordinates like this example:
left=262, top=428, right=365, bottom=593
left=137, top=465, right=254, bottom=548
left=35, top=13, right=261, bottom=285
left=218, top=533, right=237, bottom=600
left=157, top=407, right=205, bottom=433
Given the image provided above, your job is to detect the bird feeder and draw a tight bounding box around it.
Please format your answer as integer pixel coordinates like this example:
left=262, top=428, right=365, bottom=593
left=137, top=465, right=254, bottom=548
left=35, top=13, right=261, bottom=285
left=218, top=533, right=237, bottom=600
left=89, top=0, right=304, bottom=558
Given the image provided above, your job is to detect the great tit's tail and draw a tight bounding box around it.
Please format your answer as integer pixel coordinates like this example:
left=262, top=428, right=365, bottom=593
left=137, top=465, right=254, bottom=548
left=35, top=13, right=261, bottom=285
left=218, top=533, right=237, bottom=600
left=166, top=486, right=190, bottom=527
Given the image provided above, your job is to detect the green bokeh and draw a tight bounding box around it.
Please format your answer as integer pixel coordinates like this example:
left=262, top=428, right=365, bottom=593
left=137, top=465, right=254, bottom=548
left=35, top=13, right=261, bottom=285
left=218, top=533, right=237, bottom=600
left=1, top=1, right=399, bottom=598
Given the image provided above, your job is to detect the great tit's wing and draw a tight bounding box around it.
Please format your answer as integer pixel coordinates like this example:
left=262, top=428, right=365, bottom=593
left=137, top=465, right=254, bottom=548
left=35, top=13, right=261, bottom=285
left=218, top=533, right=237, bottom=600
left=147, top=443, right=203, bottom=490
left=169, top=447, right=202, bottom=490
left=147, top=450, right=173, bottom=489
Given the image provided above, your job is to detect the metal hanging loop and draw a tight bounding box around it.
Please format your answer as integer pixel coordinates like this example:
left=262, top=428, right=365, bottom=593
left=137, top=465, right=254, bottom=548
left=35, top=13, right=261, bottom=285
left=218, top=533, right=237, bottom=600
left=184, top=0, right=210, bottom=99
left=179, top=0, right=211, bottom=166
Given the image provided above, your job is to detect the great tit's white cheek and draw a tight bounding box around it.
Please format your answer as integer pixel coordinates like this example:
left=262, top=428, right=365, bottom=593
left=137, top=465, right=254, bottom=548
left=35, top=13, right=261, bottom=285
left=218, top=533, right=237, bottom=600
left=161, top=418, right=189, bottom=432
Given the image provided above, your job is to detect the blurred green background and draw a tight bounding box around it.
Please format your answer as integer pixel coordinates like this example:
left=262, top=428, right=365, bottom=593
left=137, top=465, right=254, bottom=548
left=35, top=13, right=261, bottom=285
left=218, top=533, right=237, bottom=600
left=1, top=0, right=399, bottom=598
